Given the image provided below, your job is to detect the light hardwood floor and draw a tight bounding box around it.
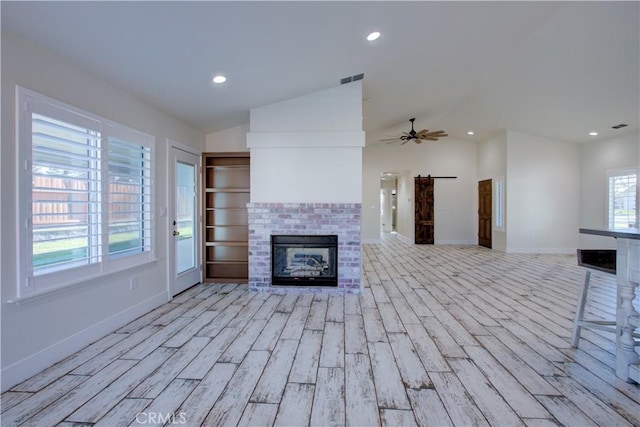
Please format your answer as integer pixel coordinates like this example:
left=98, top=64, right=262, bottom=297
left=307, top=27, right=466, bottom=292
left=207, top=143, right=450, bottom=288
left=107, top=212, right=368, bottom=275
left=2, top=233, right=639, bottom=426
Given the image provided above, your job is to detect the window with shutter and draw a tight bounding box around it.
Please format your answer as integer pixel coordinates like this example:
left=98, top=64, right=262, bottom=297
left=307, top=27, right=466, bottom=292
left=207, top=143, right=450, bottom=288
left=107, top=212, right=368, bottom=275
left=16, top=86, right=155, bottom=297
left=607, top=168, right=638, bottom=230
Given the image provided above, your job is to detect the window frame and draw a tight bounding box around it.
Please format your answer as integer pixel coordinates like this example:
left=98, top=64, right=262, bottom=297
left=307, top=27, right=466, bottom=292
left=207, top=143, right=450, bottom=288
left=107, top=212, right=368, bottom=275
left=606, top=167, right=639, bottom=230
left=494, top=176, right=505, bottom=232
left=16, top=86, right=156, bottom=298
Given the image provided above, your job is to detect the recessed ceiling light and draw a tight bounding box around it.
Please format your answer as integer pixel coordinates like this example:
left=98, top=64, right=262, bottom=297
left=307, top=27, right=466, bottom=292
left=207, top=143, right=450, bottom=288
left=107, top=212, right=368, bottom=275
left=367, top=31, right=381, bottom=41
left=212, top=75, right=227, bottom=84
left=467, top=131, right=475, bottom=135
left=589, top=131, right=598, bottom=136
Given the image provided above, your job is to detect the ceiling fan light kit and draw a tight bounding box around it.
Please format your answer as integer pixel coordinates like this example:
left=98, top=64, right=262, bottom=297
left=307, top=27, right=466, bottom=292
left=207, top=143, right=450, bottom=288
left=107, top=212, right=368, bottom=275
left=381, top=118, right=448, bottom=144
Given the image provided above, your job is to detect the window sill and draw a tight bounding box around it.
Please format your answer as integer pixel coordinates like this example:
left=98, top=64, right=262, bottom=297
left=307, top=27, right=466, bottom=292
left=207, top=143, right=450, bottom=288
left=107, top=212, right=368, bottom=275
left=6, top=258, right=159, bottom=306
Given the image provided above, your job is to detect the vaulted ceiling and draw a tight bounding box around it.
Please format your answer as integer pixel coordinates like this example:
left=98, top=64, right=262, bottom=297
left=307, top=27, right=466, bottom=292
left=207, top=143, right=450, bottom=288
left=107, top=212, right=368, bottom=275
left=2, top=1, right=638, bottom=145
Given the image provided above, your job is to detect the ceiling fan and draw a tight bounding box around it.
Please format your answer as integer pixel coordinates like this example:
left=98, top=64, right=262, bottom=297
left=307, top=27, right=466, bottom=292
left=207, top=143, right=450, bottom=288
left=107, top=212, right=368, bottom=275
left=381, top=118, right=448, bottom=144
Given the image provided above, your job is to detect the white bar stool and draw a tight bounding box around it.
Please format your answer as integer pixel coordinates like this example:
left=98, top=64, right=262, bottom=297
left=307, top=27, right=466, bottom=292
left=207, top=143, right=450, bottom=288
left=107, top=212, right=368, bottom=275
left=571, top=250, right=617, bottom=347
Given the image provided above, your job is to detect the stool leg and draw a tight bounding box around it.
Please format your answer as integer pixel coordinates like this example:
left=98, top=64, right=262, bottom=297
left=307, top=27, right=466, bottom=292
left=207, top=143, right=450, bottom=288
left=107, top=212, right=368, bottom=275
left=571, top=271, right=591, bottom=348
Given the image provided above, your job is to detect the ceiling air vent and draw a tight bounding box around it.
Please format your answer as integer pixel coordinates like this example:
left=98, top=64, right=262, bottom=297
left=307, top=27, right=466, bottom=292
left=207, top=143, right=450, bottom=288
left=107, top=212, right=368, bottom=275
left=340, top=73, right=365, bottom=85
left=611, top=123, right=628, bottom=129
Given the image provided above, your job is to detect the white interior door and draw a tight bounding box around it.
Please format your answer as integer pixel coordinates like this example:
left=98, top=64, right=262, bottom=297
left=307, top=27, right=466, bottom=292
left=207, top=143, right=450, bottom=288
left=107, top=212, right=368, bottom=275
left=169, top=145, right=201, bottom=296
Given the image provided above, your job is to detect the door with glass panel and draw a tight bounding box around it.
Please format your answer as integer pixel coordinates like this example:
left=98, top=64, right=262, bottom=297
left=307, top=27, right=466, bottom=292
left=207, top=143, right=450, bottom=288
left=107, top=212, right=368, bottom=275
left=169, top=146, right=201, bottom=296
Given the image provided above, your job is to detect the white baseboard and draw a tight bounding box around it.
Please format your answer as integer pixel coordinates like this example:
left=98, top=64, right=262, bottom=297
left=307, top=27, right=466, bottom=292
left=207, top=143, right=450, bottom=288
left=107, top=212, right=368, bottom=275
left=435, top=240, right=477, bottom=245
left=1, top=291, right=168, bottom=392
left=506, top=247, right=576, bottom=254
left=362, top=238, right=381, bottom=244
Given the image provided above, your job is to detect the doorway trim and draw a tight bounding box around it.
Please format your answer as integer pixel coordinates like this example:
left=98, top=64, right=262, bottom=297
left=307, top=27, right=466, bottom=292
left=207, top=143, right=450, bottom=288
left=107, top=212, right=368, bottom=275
left=380, top=176, right=397, bottom=233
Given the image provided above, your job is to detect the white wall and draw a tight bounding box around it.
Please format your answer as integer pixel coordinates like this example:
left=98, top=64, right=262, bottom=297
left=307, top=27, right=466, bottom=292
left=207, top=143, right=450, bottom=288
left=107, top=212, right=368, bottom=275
left=250, top=82, right=362, bottom=132
left=205, top=123, right=250, bottom=152
left=1, top=34, right=205, bottom=391
left=579, top=131, right=640, bottom=249
left=477, top=132, right=507, bottom=251
left=249, top=147, right=362, bottom=203
left=505, top=131, right=580, bottom=253
left=247, top=82, right=364, bottom=203
left=362, top=138, right=478, bottom=244
left=396, top=172, right=414, bottom=239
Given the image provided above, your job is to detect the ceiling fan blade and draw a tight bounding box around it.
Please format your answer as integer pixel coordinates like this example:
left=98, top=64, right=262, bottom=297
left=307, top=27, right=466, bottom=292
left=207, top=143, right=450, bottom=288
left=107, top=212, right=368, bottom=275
left=423, top=133, right=448, bottom=138
left=380, top=137, right=402, bottom=141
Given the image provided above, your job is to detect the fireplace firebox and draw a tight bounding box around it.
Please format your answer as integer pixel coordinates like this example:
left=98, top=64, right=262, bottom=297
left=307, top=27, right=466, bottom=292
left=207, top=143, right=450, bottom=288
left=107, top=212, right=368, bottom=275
left=271, top=235, right=338, bottom=286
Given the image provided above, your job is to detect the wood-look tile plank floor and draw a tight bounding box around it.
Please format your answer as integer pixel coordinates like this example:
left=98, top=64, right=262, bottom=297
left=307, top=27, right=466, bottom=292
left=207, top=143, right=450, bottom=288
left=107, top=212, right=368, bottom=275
left=2, top=233, right=639, bottom=426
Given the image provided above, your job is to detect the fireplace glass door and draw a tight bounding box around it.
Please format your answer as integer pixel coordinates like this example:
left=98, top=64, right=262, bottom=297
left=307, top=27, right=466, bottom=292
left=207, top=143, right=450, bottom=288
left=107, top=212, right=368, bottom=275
left=271, top=235, right=338, bottom=286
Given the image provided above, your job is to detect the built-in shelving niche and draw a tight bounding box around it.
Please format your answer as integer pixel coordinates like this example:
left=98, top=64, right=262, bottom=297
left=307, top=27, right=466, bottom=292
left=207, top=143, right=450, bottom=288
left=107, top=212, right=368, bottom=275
left=203, top=153, right=250, bottom=282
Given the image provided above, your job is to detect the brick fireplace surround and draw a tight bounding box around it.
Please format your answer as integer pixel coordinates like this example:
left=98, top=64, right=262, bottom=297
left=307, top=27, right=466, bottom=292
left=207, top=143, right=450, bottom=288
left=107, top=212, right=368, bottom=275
left=247, top=203, right=361, bottom=294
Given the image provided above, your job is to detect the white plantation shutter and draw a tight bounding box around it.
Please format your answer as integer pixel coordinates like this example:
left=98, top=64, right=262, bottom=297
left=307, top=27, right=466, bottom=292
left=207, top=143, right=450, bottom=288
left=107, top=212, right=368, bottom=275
left=31, top=113, right=103, bottom=275
left=17, top=87, right=155, bottom=297
left=107, top=136, right=153, bottom=258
